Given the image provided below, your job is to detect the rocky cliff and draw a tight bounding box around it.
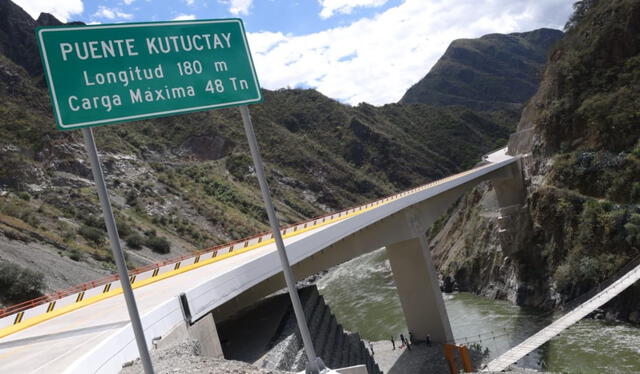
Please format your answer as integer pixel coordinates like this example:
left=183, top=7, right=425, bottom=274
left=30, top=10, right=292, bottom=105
left=430, top=0, right=640, bottom=323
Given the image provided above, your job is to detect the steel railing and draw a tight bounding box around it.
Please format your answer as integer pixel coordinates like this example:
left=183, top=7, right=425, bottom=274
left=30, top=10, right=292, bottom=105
left=0, top=159, right=507, bottom=320
left=562, top=252, right=640, bottom=312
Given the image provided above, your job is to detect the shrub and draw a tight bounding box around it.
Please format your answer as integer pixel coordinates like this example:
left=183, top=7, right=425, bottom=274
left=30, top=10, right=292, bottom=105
left=91, top=250, right=114, bottom=264
left=0, top=261, right=45, bottom=304
left=125, top=233, right=144, bottom=249
left=3, top=229, right=30, bottom=242
left=17, top=191, right=31, bottom=201
left=20, top=212, right=39, bottom=228
left=62, top=230, right=76, bottom=242
left=125, top=190, right=140, bottom=209
left=145, top=235, right=171, bottom=254
left=83, top=214, right=105, bottom=230
left=225, top=153, right=252, bottom=180
left=625, top=213, right=640, bottom=248
left=69, top=249, right=82, bottom=262
left=116, top=220, right=131, bottom=237
left=78, top=225, right=105, bottom=246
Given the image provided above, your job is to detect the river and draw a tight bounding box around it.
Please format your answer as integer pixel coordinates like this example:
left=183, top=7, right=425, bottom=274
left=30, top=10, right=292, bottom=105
left=316, top=248, right=640, bottom=373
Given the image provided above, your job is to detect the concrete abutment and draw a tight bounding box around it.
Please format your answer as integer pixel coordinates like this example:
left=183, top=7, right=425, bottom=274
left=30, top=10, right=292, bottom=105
left=153, top=313, right=223, bottom=358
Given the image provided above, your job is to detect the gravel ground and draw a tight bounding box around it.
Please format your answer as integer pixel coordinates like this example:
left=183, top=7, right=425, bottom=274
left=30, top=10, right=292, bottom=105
left=0, top=231, right=110, bottom=293
left=369, top=339, right=551, bottom=373
left=368, top=340, right=485, bottom=374
left=480, top=368, right=551, bottom=373
left=120, top=341, right=293, bottom=374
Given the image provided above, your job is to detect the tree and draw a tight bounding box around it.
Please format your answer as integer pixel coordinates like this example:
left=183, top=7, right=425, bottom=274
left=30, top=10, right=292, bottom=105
left=625, top=213, right=640, bottom=248
left=565, top=0, right=600, bottom=31
left=0, top=261, right=45, bottom=304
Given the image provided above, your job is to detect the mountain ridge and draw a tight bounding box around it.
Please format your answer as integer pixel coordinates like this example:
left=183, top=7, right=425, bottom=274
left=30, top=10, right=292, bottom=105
left=400, top=28, right=564, bottom=113
left=429, top=0, right=640, bottom=324
left=0, top=0, right=554, bottom=306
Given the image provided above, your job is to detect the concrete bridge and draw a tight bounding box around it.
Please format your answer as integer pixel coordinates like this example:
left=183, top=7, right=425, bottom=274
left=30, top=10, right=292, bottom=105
left=0, top=149, right=524, bottom=373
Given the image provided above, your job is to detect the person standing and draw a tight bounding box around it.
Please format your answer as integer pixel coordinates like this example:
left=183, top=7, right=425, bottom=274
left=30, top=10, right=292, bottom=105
left=426, top=333, right=432, bottom=347
left=390, top=336, right=395, bottom=350
left=400, top=333, right=411, bottom=351
left=369, top=342, right=375, bottom=356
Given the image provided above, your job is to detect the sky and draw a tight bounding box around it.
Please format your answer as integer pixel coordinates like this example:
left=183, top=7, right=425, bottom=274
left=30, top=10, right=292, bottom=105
left=14, top=0, right=575, bottom=105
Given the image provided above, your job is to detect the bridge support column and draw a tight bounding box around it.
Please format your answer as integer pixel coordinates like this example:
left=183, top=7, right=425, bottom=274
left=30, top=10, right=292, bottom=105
left=491, top=160, right=527, bottom=252
left=492, top=160, right=525, bottom=209
left=386, top=235, right=454, bottom=343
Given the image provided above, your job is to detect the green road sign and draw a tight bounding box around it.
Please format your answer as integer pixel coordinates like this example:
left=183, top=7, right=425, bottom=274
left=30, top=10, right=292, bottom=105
left=36, top=19, right=262, bottom=130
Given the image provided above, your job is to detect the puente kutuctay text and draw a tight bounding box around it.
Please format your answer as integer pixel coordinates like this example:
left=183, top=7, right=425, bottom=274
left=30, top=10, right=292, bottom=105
left=2, top=15, right=638, bottom=374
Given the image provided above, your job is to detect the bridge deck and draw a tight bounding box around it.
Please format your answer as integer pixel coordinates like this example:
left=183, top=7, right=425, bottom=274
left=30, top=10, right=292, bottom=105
left=0, top=151, right=517, bottom=373
left=0, top=222, right=337, bottom=373
left=484, top=262, right=640, bottom=372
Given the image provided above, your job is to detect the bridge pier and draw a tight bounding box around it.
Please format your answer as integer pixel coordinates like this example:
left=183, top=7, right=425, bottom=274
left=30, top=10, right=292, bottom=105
left=492, top=161, right=525, bottom=209
left=490, top=160, right=526, bottom=252
left=210, top=161, right=524, bottom=334
left=386, top=235, right=454, bottom=344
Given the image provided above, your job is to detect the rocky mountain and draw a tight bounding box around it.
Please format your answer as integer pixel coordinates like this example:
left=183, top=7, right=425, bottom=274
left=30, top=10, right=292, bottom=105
left=400, top=28, right=563, bottom=115
left=0, top=0, right=538, bottom=305
left=430, top=0, right=640, bottom=323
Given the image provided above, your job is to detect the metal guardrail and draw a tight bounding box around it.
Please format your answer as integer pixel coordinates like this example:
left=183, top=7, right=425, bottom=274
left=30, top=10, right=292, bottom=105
left=0, top=165, right=480, bottom=321
left=0, top=156, right=514, bottom=328
left=0, top=211, right=348, bottom=319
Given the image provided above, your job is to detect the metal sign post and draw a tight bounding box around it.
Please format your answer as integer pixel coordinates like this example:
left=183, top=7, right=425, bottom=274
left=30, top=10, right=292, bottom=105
left=81, top=128, right=154, bottom=374
left=36, top=19, right=262, bottom=130
left=239, top=106, right=325, bottom=374
left=35, top=19, right=264, bottom=372
left=36, top=18, right=322, bottom=373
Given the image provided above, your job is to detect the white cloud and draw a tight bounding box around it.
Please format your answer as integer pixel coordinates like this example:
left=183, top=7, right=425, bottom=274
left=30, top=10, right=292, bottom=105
left=219, top=0, right=252, bottom=15
left=173, top=14, right=196, bottom=21
left=248, top=0, right=573, bottom=105
left=249, top=31, right=287, bottom=54
left=13, top=0, right=83, bottom=22
left=93, top=5, right=133, bottom=20
left=319, top=0, right=389, bottom=19
left=184, top=0, right=195, bottom=5
left=123, top=0, right=135, bottom=5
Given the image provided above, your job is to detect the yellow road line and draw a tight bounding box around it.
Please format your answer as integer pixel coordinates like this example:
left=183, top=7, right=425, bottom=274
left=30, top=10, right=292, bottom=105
left=0, top=164, right=492, bottom=340
left=0, top=199, right=385, bottom=340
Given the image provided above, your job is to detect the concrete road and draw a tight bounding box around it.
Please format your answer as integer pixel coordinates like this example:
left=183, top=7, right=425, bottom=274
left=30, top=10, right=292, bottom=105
left=0, top=220, right=340, bottom=374
left=0, top=151, right=518, bottom=374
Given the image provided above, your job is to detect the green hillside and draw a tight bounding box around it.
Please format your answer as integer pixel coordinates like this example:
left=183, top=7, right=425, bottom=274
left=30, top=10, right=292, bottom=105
left=0, top=0, right=557, bottom=306
left=400, top=28, right=563, bottom=114
left=430, top=0, right=640, bottom=322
